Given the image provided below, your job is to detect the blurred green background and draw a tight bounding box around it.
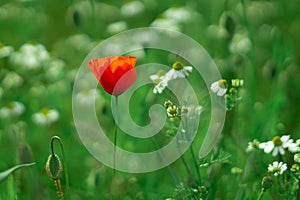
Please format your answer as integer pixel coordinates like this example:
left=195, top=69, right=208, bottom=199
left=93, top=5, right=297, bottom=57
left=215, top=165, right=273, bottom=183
left=1, top=0, right=300, bottom=199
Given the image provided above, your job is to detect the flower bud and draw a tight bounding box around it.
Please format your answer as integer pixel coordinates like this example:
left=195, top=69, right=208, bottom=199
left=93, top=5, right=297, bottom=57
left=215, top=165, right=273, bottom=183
left=261, top=176, right=273, bottom=191
left=45, top=154, right=63, bottom=180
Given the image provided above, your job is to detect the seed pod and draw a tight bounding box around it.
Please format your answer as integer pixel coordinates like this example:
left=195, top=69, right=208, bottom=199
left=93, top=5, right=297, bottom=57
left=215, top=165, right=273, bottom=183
left=45, top=154, right=63, bottom=180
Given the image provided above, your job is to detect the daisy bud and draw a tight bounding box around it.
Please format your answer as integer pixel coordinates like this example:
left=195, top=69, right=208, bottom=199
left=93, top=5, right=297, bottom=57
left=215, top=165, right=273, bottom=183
left=45, top=154, right=63, bottom=180
left=172, top=61, right=184, bottom=71
left=164, top=100, right=173, bottom=108
left=231, top=79, right=244, bottom=88
left=167, top=105, right=178, bottom=118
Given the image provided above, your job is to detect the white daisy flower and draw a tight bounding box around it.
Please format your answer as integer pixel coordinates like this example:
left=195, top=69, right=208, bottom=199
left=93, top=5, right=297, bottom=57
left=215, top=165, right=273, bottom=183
left=107, top=21, right=127, bottom=35
left=267, top=161, right=287, bottom=176
left=151, top=18, right=180, bottom=32
left=163, top=7, right=192, bottom=23
left=210, top=79, right=228, bottom=96
left=153, top=80, right=168, bottom=94
left=246, top=139, right=260, bottom=153
left=294, top=153, right=300, bottom=163
left=2, top=71, right=24, bottom=89
left=151, top=62, right=193, bottom=94
left=259, top=135, right=294, bottom=157
left=32, top=108, right=59, bottom=126
left=121, top=1, right=144, bottom=18
left=288, top=139, right=300, bottom=153
left=10, top=43, right=50, bottom=70
left=0, top=101, right=25, bottom=118
left=0, top=44, right=14, bottom=58
left=75, top=89, right=99, bottom=105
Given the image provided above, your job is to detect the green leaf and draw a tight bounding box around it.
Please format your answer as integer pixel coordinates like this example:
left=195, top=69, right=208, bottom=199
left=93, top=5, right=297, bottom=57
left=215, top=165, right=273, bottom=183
left=0, top=163, right=35, bottom=184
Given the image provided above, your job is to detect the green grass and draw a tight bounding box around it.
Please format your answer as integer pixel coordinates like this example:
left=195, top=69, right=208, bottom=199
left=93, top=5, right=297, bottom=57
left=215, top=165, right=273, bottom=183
left=0, top=0, right=300, bottom=199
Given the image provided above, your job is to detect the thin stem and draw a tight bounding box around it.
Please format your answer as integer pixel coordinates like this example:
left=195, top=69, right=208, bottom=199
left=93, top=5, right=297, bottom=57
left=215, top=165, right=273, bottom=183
left=151, top=137, right=179, bottom=184
left=113, top=96, right=119, bottom=175
left=175, top=137, right=193, bottom=178
left=51, top=136, right=70, bottom=200
left=182, top=115, right=202, bottom=184
left=257, top=189, right=265, bottom=200
left=189, top=145, right=201, bottom=184
left=296, top=178, right=300, bottom=200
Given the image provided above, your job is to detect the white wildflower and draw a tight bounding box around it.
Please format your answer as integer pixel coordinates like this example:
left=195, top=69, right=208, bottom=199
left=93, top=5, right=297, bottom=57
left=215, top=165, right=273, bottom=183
left=259, top=135, right=294, bottom=157
left=10, top=43, right=50, bottom=70
left=268, top=161, right=287, bottom=176
left=2, top=71, right=24, bottom=88
left=75, top=89, right=99, bottom=105
left=0, top=44, right=14, bottom=58
left=151, top=62, right=193, bottom=94
left=288, top=139, right=300, bottom=153
left=210, top=79, right=228, bottom=96
left=107, top=21, right=127, bottom=35
left=0, top=101, right=25, bottom=118
left=246, top=139, right=260, bottom=152
left=32, top=108, right=59, bottom=126
left=121, top=1, right=144, bottom=18
left=163, top=7, right=192, bottom=23
left=294, top=153, right=300, bottom=163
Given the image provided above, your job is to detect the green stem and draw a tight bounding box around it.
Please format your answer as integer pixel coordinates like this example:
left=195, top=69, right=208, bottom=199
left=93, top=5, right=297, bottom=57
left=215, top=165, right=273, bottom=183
left=189, top=145, right=201, bottom=184
left=182, top=115, right=202, bottom=184
left=51, top=136, right=70, bottom=200
left=113, top=96, right=119, bottom=175
left=297, top=178, right=300, bottom=200
left=176, top=138, right=193, bottom=179
left=257, top=189, right=265, bottom=200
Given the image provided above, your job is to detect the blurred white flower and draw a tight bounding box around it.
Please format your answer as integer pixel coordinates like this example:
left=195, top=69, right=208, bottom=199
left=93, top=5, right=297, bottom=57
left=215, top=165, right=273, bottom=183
left=288, top=139, right=300, bottom=153
left=210, top=80, right=228, bottom=96
left=163, top=7, right=192, bottom=23
left=229, top=33, right=252, bottom=54
left=32, top=108, right=59, bottom=126
left=259, top=135, right=294, bottom=157
left=268, top=161, right=287, bottom=176
left=0, top=101, right=25, bottom=118
left=10, top=43, right=50, bottom=70
left=151, top=62, right=193, bottom=94
left=0, top=44, right=14, bottom=58
left=75, top=89, right=99, bottom=105
left=246, top=139, right=260, bottom=152
left=45, top=59, right=65, bottom=81
left=121, top=1, right=145, bottom=17
left=107, top=21, right=128, bottom=35
left=294, top=153, right=300, bottom=163
left=150, top=70, right=166, bottom=84
left=2, top=71, right=24, bottom=88
left=151, top=18, right=180, bottom=31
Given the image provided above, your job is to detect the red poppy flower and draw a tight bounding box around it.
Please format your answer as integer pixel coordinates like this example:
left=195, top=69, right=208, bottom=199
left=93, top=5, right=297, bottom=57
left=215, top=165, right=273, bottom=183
left=87, top=56, right=137, bottom=96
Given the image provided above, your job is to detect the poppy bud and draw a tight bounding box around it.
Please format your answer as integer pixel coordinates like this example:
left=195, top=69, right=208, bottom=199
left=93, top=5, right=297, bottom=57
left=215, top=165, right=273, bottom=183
left=45, top=154, right=63, bottom=180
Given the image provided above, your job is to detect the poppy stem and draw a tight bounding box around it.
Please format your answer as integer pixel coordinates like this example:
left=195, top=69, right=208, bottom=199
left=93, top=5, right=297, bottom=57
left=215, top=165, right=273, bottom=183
left=113, top=96, right=119, bottom=175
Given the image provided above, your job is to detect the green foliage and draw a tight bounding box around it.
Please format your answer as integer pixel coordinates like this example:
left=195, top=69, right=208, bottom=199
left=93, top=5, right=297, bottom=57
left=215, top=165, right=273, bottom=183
left=1, top=0, right=300, bottom=199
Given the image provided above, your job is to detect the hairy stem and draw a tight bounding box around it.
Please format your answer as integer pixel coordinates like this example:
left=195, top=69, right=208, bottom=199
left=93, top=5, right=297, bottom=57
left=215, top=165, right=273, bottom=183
left=51, top=136, right=70, bottom=200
